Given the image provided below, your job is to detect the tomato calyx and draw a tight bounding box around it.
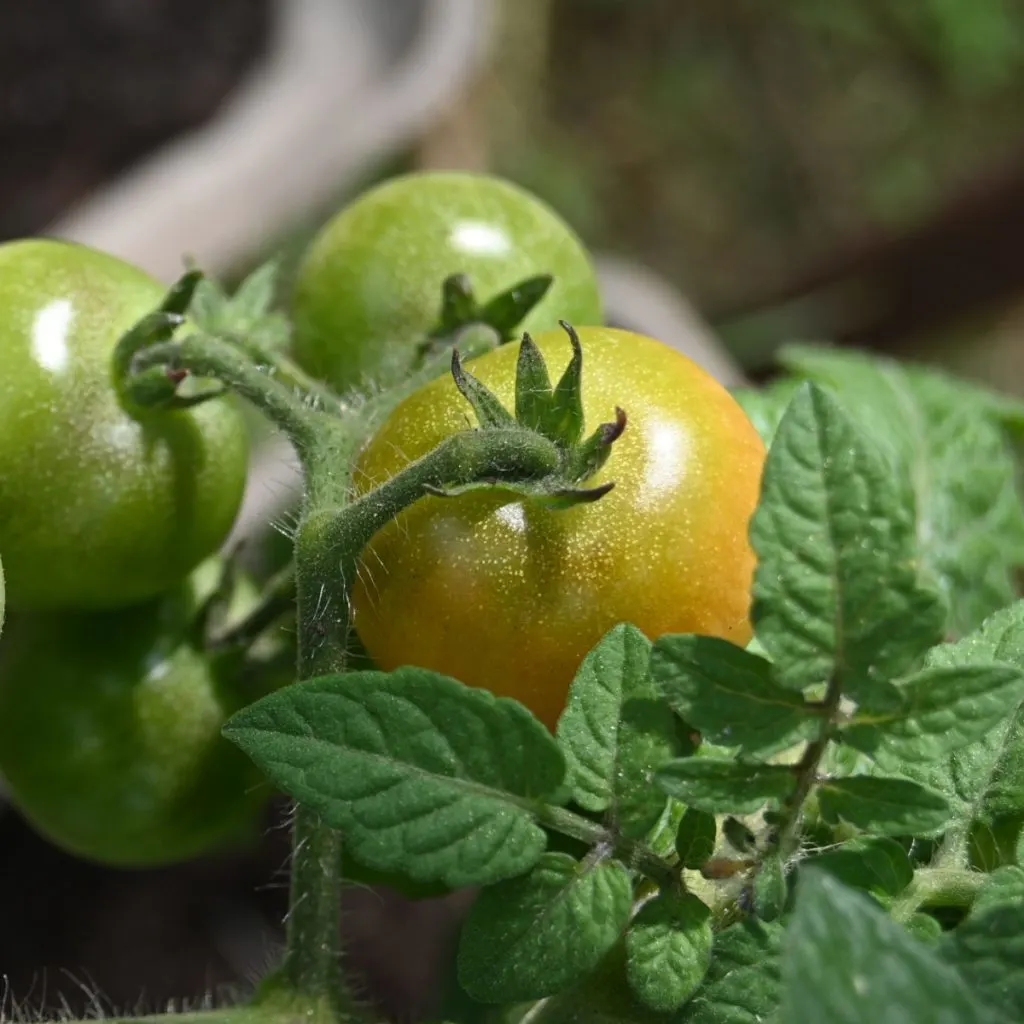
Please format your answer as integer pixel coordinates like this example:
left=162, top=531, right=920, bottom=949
left=418, top=271, right=555, bottom=361
left=424, top=322, right=627, bottom=510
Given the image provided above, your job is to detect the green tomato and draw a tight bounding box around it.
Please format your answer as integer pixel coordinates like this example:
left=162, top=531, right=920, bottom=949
left=290, top=171, right=603, bottom=393
left=351, top=326, right=765, bottom=730
left=0, top=561, right=271, bottom=867
left=0, top=239, right=249, bottom=611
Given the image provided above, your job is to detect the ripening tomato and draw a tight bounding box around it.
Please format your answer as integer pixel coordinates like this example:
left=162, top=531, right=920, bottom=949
left=290, top=171, right=603, bottom=393
left=0, top=239, right=249, bottom=611
left=0, top=561, right=272, bottom=867
left=350, top=326, right=765, bottom=729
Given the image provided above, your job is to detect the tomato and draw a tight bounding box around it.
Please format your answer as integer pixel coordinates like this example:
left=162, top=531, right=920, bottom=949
left=0, top=554, right=4, bottom=638
left=0, top=561, right=272, bottom=867
left=290, top=171, right=603, bottom=393
left=0, top=239, right=249, bottom=611
left=350, top=326, right=765, bottom=729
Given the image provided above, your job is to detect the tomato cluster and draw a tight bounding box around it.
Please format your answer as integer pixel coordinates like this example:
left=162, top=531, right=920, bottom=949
left=0, top=171, right=763, bottom=867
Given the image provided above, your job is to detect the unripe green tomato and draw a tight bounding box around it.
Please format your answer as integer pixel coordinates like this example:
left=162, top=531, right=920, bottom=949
left=350, top=326, right=765, bottom=730
left=0, top=239, right=250, bottom=611
left=0, top=561, right=270, bottom=867
left=290, top=171, right=603, bottom=393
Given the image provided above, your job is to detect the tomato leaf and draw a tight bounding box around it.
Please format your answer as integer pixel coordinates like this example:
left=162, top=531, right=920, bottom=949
left=674, top=808, right=717, bottom=869
left=656, top=759, right=796, bottom=814
left=557, top=624, right=678, bottom=838
left=651, top=635, right=819, bottom=757
left=799, top=836, right=914, bottom=898
left=784, top=871, right=1001, bottom=1024
left=222, top=668, right=567, bottom=888
left=457, top=852, right=632, bottom=1003
left=940, top=900, right=1024, bottom=1020
left=816, top=776, right=952, bottom=837
left=732, top=377, right=802, bottom=448
left=879, top=603, right=1024, bottom=834
left=679, top=919, right=783, bottom=1024
left=780, top=344, right=1024, bottom=637
left=625, top=891, right=712, bottom=1013
left=842, top=664, right=1024, bottom=768
left=750, top=383, right=945, bottom=705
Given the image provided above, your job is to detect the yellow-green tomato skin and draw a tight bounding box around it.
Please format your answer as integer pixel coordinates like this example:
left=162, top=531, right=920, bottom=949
left=290, top=171, right=603, bottom=393
left=0, top=564, right=268, bottom=867
left=0, top=239, right=250, bottom=611
left=351, top=327, right=766, bottom=730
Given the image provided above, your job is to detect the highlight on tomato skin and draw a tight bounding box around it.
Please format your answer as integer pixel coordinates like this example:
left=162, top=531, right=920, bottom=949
left=0, top=238, right=250, bottom=613
left=289, top=170, right=604, bottom=395
left=349, top=325, right=766, bottom=730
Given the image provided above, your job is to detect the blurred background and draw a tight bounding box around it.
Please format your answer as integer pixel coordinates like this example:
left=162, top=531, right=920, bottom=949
left=4, top=0, right=1024, bottom=1019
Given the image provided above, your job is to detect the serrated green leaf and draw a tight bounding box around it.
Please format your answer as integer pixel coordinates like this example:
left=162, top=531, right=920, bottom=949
left=656, top=759, right=795, bottom=814
left=780, top=344, right=1024, bottom=636
left=457, top=852, right=632, bottom=1003
left=223, top=668, right=566, bottom=888
left=680, top=919, right=783, bottom=1024
left=557, top=625, right=677, bottom=838
left=732, top=377, right=802, bottom=448
left=651, top=636, right=818, bottom=757
left=817, top=776, right=952, bottom=837
left=893, top=603, right=1024, bottom=832
left=675, top=808, right=717, bottom=869
left=784, top=871, right=998, bottom=1024
left=801, top=836, right=913, bottom=897
left=843, top=664, right=1024, bottom=768
left=940, top=899, right=1024, bottom=1019
left=750, top=383, right=945, bottom=704
left=625, top=891, right=712, bottom=1013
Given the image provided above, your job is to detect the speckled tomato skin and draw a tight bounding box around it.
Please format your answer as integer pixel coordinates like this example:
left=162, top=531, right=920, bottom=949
left=350, top=326, right=766, bottom=730
left=0, top=239, right=249, bottom=611
left=290, top=171, right=603, bottom=393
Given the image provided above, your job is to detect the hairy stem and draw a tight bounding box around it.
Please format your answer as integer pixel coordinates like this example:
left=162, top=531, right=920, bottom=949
left=130, top=335, right=335, bottom=469
left=890, top=867, right=986, bottom=923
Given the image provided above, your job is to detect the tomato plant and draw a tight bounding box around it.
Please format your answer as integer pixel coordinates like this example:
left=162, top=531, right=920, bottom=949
left=4, top=170, right=1024, bottom=1024
left=0, top=239, right=249, bottom=611
left=290, top=171, right=603, bottom=393
left=0, top=560, right=271, bottom=867
left=348, top=325, right=765, bottom=729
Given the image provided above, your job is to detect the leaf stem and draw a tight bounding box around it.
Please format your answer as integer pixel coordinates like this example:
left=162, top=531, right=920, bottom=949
left=889, top=867, right=985, bottom=922
left=535, top=804, right=679, bottom=892
left=209, top=563, right=296, bottom=652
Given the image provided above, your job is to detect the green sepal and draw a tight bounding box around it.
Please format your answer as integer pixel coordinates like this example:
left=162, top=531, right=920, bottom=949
left=480, top=274, right=553, bottom=339
left=548, top=321, right=585, bottom=446
left=451, top=349, right=517, bottom=428
left=565, top=407, right=628, bottom=483
left=432, top=273, right=480, bottom=337
left=515, top=332, right=556, bottom=431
